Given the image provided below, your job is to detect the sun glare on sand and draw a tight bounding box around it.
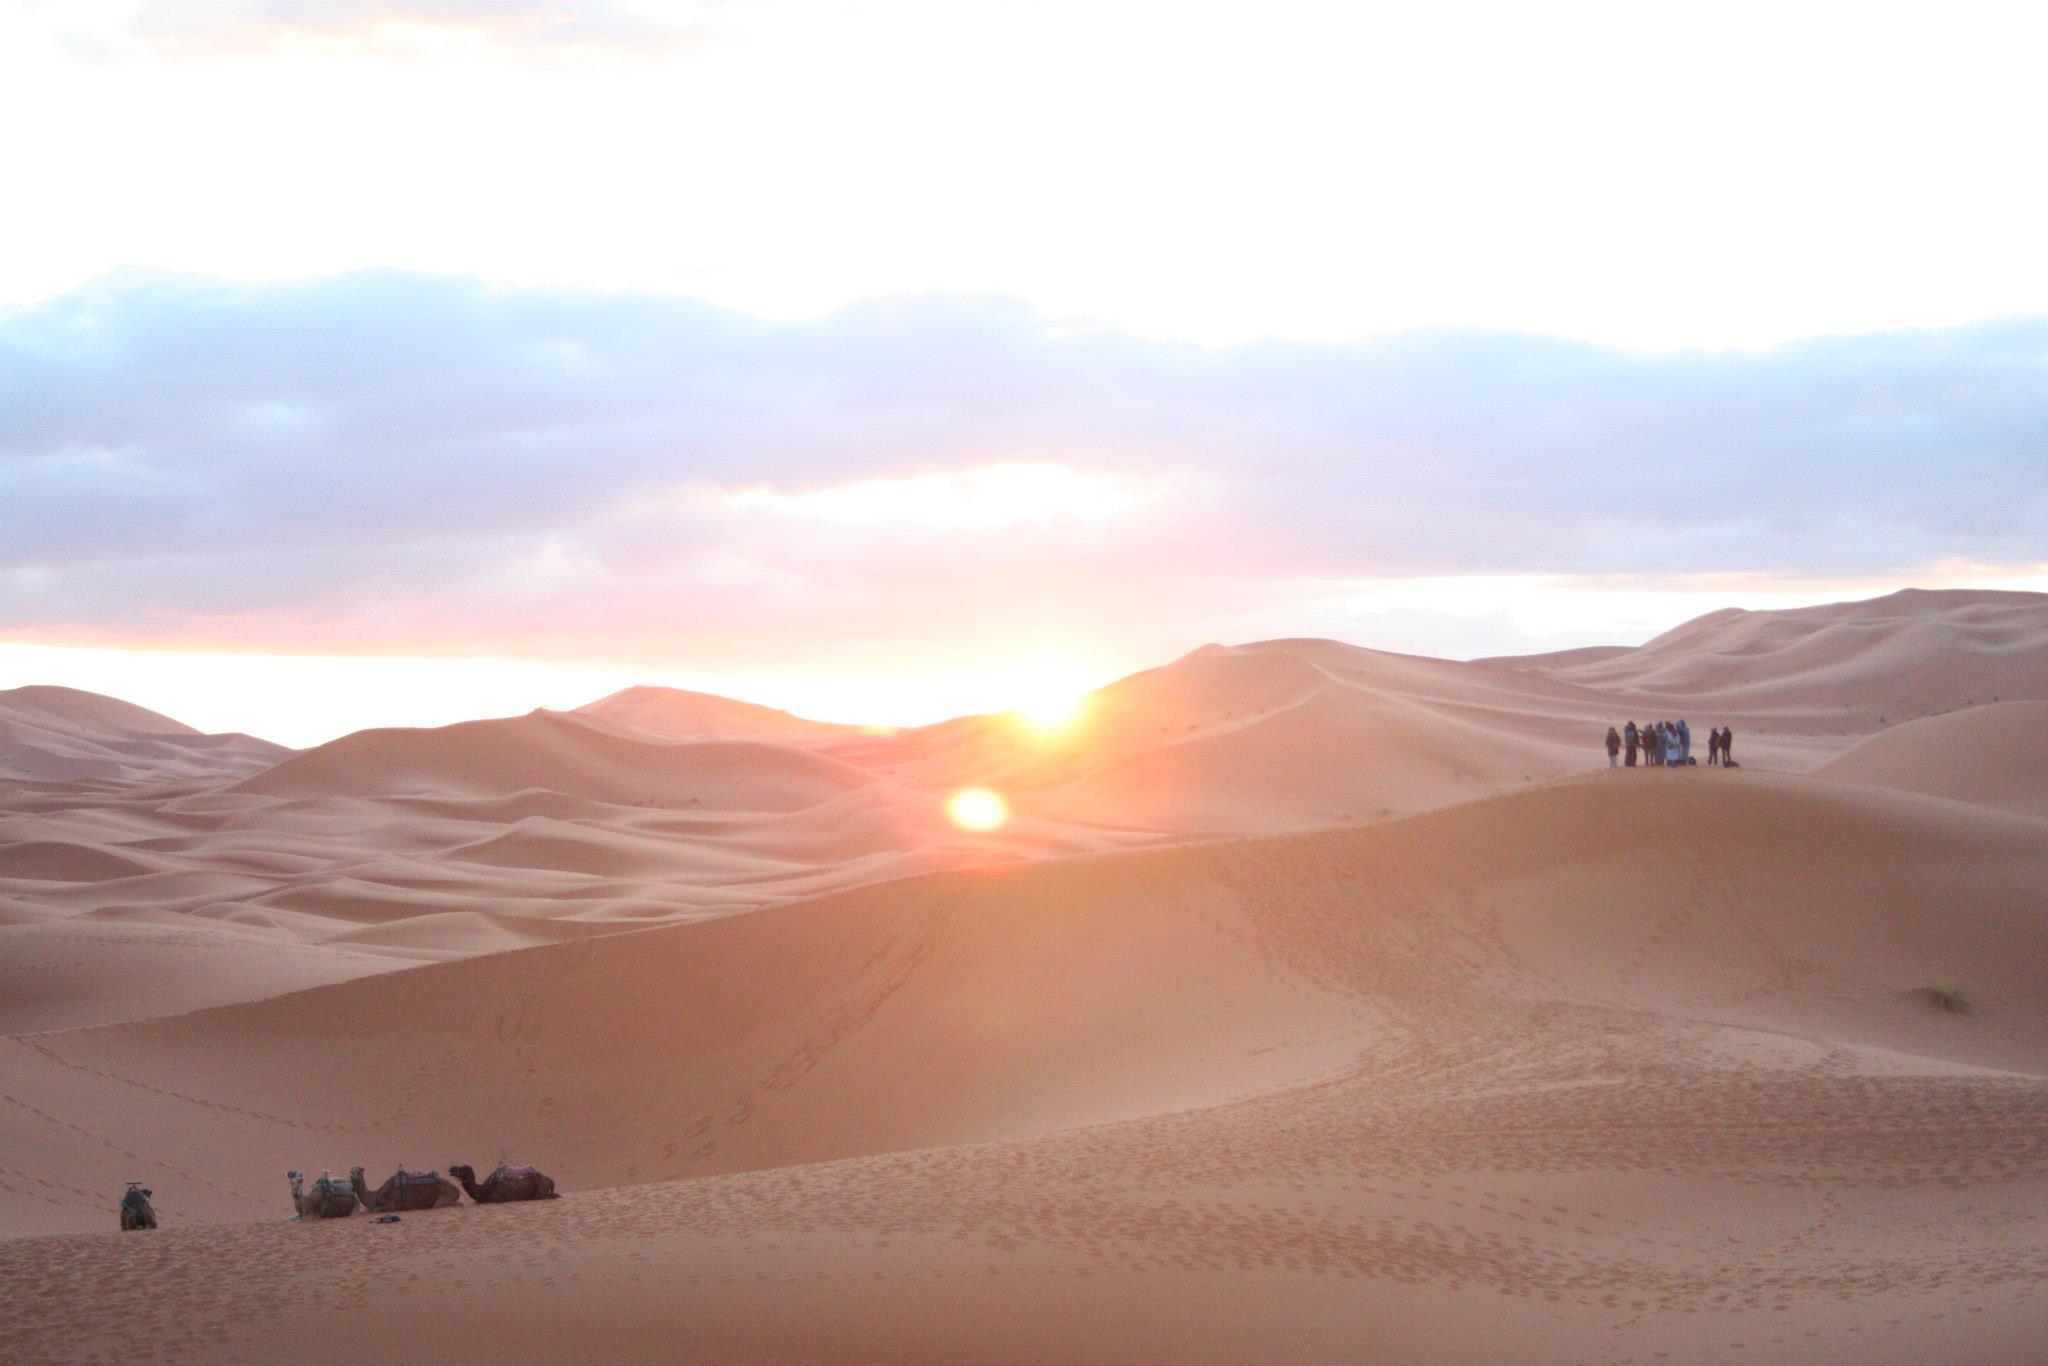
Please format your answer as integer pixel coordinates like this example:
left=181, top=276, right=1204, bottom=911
left=946, top=788, right=1009, bottom=832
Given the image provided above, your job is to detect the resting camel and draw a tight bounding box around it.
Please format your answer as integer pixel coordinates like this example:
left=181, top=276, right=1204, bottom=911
left=288, top=1169, right=358, bottom=1219
left=119, top=1183, right=157, bottom=1231
left=350, top=1165, right=460, bottom=1213
left=449, top=1163, right=559, bottom=1204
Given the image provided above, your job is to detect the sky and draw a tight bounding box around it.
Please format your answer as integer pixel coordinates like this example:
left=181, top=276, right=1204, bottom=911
left=3, top=0, right=2046, bottom=745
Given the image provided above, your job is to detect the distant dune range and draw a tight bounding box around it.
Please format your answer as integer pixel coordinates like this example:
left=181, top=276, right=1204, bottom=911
left=5, top=590, right=2044, bottom=1030
left=3, top=589, right=2047, bottom=1364
left=0, top=685, right=288, bottom=785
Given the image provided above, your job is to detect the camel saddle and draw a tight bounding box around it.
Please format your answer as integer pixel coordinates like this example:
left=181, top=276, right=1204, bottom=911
left=493, top=1165, right=540, bottom=1182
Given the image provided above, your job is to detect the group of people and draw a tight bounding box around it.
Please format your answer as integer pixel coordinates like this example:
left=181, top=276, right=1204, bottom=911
left=1603, top=719, right=1735, bottom=768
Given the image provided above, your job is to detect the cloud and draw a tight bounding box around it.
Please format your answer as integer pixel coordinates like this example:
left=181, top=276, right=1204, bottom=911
left=129, top=0, right=707, bottom=55
left=2, top=270, right=2044, bottom=671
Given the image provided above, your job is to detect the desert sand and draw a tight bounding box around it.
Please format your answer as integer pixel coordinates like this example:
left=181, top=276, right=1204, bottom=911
left=3, top=588, right=2046, bottom=1364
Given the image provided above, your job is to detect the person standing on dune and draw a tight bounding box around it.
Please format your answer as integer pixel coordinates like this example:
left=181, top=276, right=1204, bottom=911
left=1624, top=720, right=1639, bottom=766
left=1678, top=717, right=1692, bottom=763
left=1721, top=725, right=1735, bottom=766
left=1605, top=726, right=1621, bottom=767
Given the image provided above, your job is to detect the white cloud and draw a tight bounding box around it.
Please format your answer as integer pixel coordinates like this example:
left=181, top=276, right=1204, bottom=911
left=724, top=463, right=1162, bottom=530
left=5, top=2, right=2046, bottom=347
left=128, top=0, right=707, bottom=54
left=1, top=271, right=2043, bottom=682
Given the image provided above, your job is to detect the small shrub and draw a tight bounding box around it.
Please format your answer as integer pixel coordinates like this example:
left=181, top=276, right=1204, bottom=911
left=1920, top=985, right=1971, bottom=1015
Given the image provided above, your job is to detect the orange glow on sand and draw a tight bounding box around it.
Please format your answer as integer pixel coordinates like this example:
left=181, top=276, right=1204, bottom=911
left=946, top=788, right=1009, bottom=831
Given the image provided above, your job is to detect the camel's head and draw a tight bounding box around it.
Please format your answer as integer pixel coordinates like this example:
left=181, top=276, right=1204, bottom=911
left=288, top=1170, right=303, bottom=1190
left=449, top=1164, right=473, bottom=1181
left=349, top=1166, right=366, bottom=1181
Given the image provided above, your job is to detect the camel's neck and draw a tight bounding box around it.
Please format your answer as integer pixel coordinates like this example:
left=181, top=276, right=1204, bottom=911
left=351, top=1174, right=374, bottom=1204
left=457, top=1171, right=487, bottom=1201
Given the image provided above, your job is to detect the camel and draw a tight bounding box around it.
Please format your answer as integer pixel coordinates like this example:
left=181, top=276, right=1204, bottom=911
left=288, top=1169, right=358, bottom=1219
left=119, top=1183, right=156, bottom=1231
left=449, top=1163, right=559, bottom=1204
left=350, top=1165, right=460, bottom=1213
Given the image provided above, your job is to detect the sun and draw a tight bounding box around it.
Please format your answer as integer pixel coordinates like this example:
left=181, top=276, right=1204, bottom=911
left=1011, top=689, right=1088, bottom=736
left=946, top=787, right=1009, bottom=832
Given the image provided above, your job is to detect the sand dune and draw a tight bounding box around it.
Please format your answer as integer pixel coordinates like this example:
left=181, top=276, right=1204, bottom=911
left=2, top=708, right=1160, bottom=1029
left=5, top=588, right=2041, bottom=1026
left=831, top=593, right=2048, bottom=832
left=825, top=640, right=1597, bottom=834
left=232, top=710, right=878, bottom=808
left=0, top=918, right=399, bottom=1033
left=0, top=838, right=161, bottom=883
left=0, top=685, right=289, bottom=784
left=2, top=768, right=2045, bottom=1362
left=4, top=590, right=2047, bottom=1363
left=1048, top=659, right=1575, bottom=831
left=1817, top=700, right=2048, bottom=819
left=1540, top=589, right=2048, bottom=726
left=7, top=767, right=2041, bottom=1228
left=573, top=685, right=858, bottom=743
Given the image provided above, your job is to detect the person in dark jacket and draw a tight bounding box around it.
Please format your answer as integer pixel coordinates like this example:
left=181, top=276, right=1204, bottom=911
left=120, top=1183, right=156, bottom=1231
left=1605, top=726, right=1621, bottom=768
left=1623, top=721, right=1639, bottom=766
left=1721, top=726, right=1735, bottom=766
